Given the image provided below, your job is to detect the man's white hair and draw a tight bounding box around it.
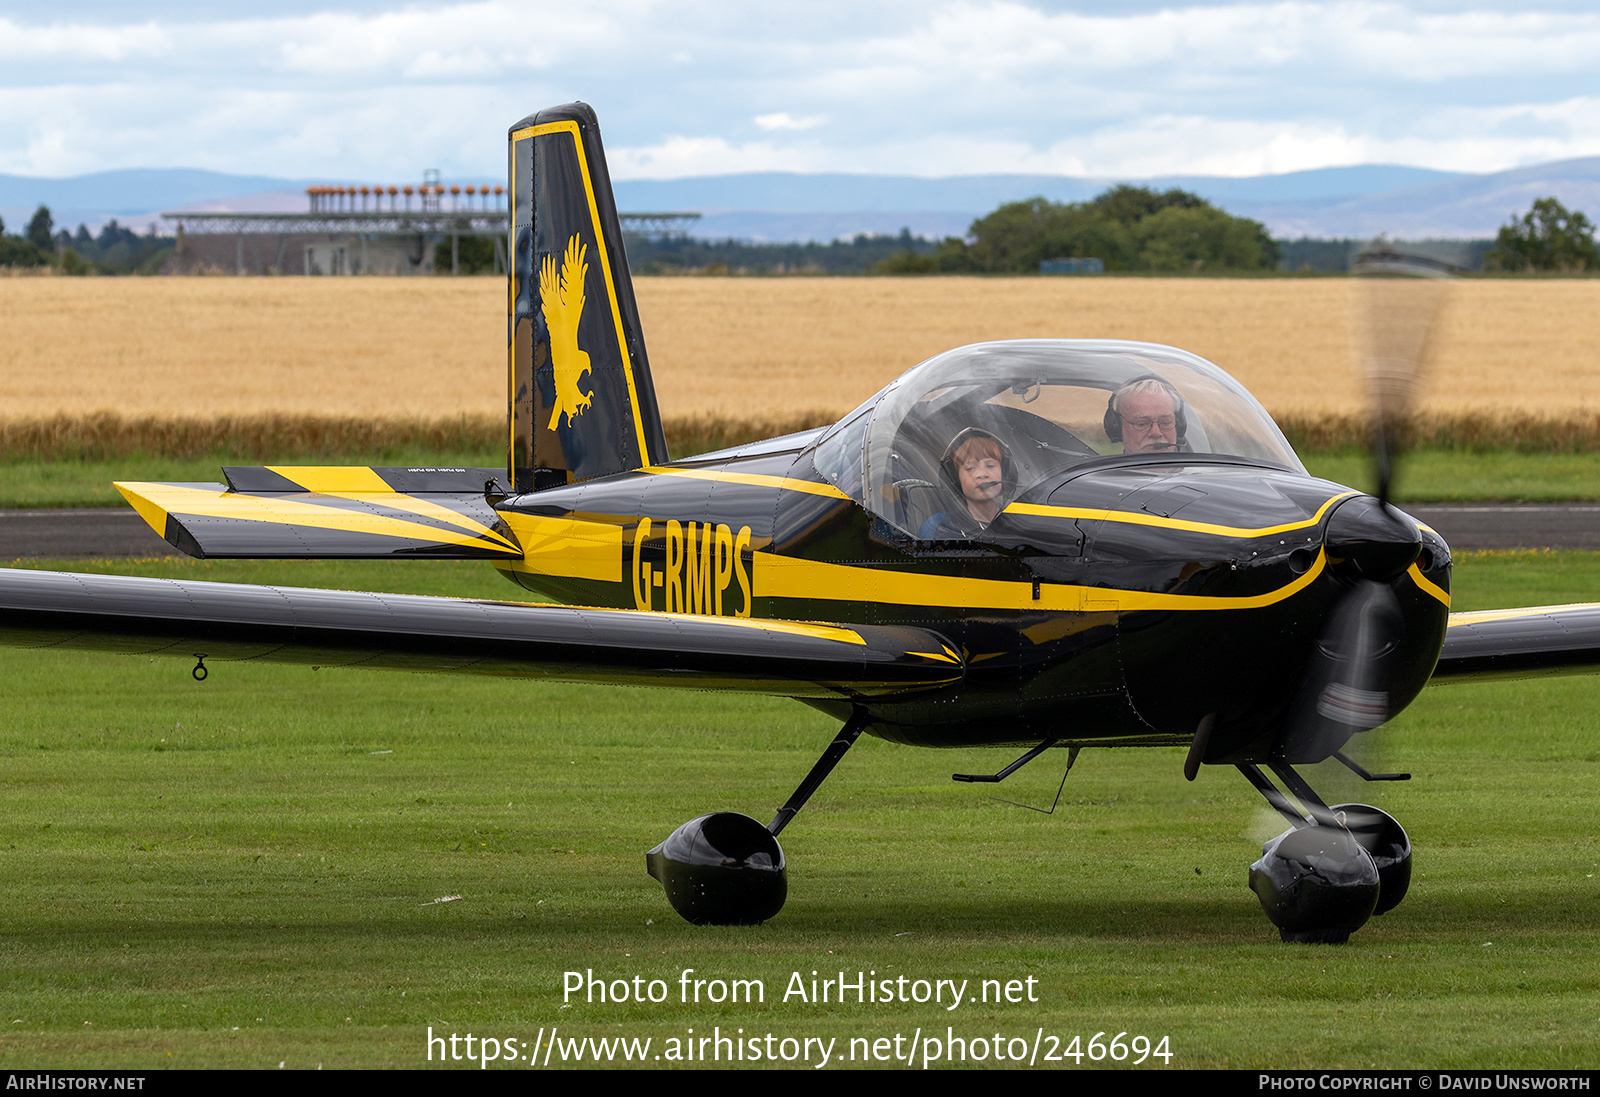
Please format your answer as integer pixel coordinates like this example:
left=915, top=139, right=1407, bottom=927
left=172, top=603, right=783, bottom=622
left=1111, top=378, right=1180, bottom=412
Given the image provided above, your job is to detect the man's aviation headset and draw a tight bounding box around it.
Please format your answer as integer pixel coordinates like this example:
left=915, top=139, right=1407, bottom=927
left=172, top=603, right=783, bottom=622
left=1103, top=375, right=1189, bottom=446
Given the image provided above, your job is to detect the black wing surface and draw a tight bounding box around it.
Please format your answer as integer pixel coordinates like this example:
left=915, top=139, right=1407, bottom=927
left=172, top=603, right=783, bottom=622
left=1432, top=603, right=1600, bottom=682
left=0, top=568, right=961, bottom=699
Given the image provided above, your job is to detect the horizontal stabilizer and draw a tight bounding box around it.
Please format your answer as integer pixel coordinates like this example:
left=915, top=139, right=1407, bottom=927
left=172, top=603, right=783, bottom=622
left=0, top=568, right=963, bottom=699
left=1432, top=602, right=1600, bottom=682
left=116, top=466, right=522, bottom=560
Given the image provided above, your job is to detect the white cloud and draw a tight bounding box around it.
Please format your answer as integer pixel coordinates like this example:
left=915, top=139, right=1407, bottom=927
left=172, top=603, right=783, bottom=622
left=5, top=1, right=1600, bottom=180
left=0, top=16, right=172, bottom=62
left=608, top=135, right=820, bottom=178
left=753, top=113, right=824, bottom=132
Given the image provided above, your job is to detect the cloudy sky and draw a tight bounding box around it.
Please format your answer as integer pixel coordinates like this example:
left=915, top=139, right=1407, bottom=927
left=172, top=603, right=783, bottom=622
left=3, top=0, right=1599, bottom=181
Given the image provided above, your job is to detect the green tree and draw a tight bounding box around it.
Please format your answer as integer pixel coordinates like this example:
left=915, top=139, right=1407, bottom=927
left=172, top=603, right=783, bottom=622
left=869, top=249, right=940, bottom=274
left=1090, top=184, right=1207, bottom=227
left=0, top=238, right=45, bottom=267
left=1135, top=205, right=1278, bottom=272
left=945, top=186, right=1276, bottom=273
left=0, top=209, right=47, bottom=268
left=25, top=205, right=54, bottom=251
left=957, top=197, right=1133, bottom=272
left=1485, top=197, right=1598, bottom=272
left=58, top=248, right=92, bottom=275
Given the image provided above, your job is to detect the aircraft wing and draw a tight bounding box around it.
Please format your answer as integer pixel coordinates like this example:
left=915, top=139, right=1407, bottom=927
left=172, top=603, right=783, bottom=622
left=1432, top=603, right=1600, bottom=682
left=0, top=568, right=962, bottom=699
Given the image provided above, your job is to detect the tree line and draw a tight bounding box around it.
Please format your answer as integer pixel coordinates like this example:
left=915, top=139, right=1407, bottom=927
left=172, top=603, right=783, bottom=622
left=624, top=188, right=1281, bottom=277
left=926, top=184, right=1280, bottom=273
left=890, top=188, right=1596, bottom=275
left=4, top=190, right=1593, bottom=276
left=1484, top=197, right=1598, bottom=272
left=622, top=227, right=940, bottom=275
left=0, top=205, right=176, bottom=274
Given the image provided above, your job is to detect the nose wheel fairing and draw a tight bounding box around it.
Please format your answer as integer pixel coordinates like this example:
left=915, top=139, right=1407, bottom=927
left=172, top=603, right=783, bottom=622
left=1239, top=762, right=1414, bottom=943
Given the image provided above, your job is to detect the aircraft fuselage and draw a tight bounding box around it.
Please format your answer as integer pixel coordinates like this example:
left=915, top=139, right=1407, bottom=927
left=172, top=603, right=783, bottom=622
left=493, top=436, right=1453, bottom=760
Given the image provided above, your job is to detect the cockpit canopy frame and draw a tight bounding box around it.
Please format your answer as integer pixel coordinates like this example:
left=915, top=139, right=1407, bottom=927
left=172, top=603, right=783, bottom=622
left=810, top=340, right=1305, bottom=538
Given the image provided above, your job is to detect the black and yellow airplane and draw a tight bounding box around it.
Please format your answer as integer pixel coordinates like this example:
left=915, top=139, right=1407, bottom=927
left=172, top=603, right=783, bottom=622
left=4, top=103, right=1598, bottom=943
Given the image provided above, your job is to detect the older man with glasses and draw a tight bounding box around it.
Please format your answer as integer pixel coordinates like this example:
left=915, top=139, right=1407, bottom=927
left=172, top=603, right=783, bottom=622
left=1106, top=377, right=1185, bottom=454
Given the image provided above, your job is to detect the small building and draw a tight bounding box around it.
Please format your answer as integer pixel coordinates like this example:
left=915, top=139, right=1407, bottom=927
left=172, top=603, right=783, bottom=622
left=162, top=178, right=696, bottom=275
left=163, top=178, right=501, bottom=275
left=1040, top=257, right=1105, bottom=275
left=303, top=236, right=438, bottom=276
left=167, top=230, right=440, bottom=276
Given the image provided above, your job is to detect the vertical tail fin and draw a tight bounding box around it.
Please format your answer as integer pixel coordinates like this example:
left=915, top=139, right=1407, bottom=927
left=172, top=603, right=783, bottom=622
left=508, top=102, right=669, bottom=492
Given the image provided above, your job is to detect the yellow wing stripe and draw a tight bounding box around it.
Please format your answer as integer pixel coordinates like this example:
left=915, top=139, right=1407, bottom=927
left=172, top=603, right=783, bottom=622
left=329, top=493, right=517, bottom=549
left=753, top=547, right=1327, bottom=612
left=256, top=468, right=517, bottom=550
left=643, top=466, right=851, bottom=500
left=117, top=483, right=170, bottom=538
left=1004, top=490, right=1358, bottom=538
left=114, top=483, right=521, bottom=556
left=495, top=604, right=870, bottom=647
left=714, top=617, right=867, bottom=646
left=264, top=466, right=393, bottom=493
left=1448, top=602, right=1600, bottom=628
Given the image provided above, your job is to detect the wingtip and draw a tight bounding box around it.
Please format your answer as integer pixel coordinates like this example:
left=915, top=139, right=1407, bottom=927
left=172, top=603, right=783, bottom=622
left=114, top=482, right=172, bottom=538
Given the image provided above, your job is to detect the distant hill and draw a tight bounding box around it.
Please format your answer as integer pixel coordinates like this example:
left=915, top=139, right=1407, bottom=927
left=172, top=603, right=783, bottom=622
left=609, top=164, right=1465, bottom=214
left=1231, top=157, right=1600, bottom=239
left=0, top=169, right=323, bottom=214
left=0, top=168, right=323, bottom=237
left=4, top=160, right=1598, bottom=244
left=611, top=164, right=1472, bottom=243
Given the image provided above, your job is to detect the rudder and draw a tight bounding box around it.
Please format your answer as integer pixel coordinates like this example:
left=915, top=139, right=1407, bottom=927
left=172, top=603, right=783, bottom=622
left=508, top=102, right=668, bottom=493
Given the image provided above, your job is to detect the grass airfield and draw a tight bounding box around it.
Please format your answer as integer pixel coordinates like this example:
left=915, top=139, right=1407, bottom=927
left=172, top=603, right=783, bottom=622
left=0, top=554, right=1597, bottom=1069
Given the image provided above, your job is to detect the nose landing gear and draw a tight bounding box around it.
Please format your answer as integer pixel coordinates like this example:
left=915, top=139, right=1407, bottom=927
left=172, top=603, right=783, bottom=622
left=1239, top=762, right=1413, bottom=943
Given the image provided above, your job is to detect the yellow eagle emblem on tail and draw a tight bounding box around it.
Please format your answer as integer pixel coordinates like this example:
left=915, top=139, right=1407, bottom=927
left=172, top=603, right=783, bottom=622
left=540, top=234, right=593, bottom=428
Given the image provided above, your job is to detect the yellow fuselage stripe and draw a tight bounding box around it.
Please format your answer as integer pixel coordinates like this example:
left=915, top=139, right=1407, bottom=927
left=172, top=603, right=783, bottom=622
left=642, top=466, right=851, bottom=500
left=752, top=547, right=1328, bottom=612
left=1004, top=490, right=1359, bottom=538
left=1407, top=563, right=1451, bottom=607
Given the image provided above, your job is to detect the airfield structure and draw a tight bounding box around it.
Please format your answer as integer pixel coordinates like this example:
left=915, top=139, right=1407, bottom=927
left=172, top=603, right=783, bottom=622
left=162, top=174, right=700, bottom=276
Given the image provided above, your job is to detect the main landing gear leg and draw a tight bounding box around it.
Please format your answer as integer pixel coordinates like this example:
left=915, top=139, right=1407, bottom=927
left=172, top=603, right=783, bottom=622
left=1239, top=762, right=1413, bottom=944
left=646, top=708, right=869, bottom=925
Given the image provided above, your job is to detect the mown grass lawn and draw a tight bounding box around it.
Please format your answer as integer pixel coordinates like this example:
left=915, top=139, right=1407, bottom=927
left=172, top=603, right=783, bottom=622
left=0, top=553, right=1596, bottom=1069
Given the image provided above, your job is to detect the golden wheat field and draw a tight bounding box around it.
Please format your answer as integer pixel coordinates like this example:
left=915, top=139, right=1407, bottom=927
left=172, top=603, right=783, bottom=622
left=2, top=277, right=1597, bottom=420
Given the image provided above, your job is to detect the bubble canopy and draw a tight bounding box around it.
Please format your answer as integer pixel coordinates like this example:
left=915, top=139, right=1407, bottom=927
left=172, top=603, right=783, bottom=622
left=809, top=340, right=1305, bottom=536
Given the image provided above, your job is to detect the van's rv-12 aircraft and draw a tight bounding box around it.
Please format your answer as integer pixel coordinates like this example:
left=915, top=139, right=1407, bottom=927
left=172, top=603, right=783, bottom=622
left=5, top=102, right=1599, bottom=943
